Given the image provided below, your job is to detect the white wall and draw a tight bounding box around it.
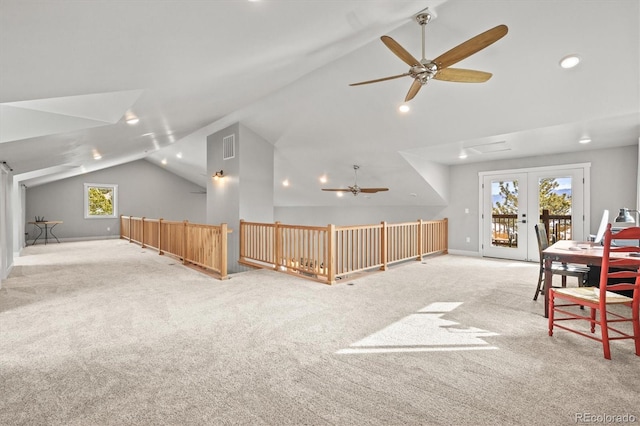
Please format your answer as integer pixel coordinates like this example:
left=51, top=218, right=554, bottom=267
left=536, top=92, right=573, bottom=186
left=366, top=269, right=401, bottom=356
left=442, top=145, right=638, bottom=253
left=275, top=145, right=637, bottom=255
left=5, top=143, right=636, bottom=280
left=207, top=123, right=274, bottom=273
left=0, top=163, right=14, bottom=285
left=24, top=160, right=206, bottom=242
left=274, top=205, right=446, bottom=226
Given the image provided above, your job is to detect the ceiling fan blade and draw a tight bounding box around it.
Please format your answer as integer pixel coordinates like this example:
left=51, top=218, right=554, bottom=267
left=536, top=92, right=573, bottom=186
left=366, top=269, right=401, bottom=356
left=434, top=68, right=493, bottom=83
left=433, top=24, right=508, bottom=70
left=349, top=73, right=409, bottom=86
left=322, top=188, right=348, bottom=192
left=381, top=36, right=421, bottom=67
left=405, top=79, right=422, bottom=102
left=359, top=188, right=389, bottom=193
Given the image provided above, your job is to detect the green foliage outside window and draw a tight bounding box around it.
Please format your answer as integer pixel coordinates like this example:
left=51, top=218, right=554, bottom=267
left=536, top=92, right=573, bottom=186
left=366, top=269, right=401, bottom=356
left=538, top=178, right=571, bottom=215
left=491, top=178, right=572, bottom=215
left=492, top=180, right=519, bottom=215
left=88, top=187, right=114, bottom=216
left=84, top=183, right=118, bottom=219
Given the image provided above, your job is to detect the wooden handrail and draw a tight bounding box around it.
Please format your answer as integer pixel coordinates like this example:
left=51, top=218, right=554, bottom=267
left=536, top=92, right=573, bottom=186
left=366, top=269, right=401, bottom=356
left=120, top=215, right=230, bottom=279
left=239, top=218, right=448, bottom=284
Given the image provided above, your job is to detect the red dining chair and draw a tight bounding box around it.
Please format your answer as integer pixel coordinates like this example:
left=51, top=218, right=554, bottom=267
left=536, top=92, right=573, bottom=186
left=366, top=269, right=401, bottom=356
left=548, top=223, right=640, bottom=359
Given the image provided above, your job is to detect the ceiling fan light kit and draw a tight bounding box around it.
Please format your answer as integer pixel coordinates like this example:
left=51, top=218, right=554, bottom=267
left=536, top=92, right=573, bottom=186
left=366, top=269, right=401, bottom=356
left=350, top=9, right=508, bottom=102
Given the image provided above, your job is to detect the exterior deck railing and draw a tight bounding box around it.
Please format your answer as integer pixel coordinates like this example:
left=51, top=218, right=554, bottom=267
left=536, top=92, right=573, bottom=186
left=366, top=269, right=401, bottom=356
left=491, top=210, right=572, bottom=246
left=239, top=218, right=448, bottom=284
left=120, top=215, right=230, bottom=279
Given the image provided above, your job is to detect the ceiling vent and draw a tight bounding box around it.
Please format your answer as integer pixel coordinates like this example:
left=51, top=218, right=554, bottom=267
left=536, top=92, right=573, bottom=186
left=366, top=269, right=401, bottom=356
left=465, top=140, right=510, bottom=155
left=223, top=134, right=235, bottom=160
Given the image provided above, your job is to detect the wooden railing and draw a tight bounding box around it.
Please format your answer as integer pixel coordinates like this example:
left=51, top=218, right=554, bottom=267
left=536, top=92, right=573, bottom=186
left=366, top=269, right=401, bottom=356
left=491, top=210, right=572, bottom=245
left=540, top=209, right=572, bottom=242
left=239, top=218, right=448, bottom=284
left=120, top=215, right=230, bottom=279
left=491, top=214, right=518, bottom=246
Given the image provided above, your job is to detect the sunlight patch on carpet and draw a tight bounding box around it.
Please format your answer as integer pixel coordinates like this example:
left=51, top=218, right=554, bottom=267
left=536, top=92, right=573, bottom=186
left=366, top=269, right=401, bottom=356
left=336, top=302, right=499, bottom=354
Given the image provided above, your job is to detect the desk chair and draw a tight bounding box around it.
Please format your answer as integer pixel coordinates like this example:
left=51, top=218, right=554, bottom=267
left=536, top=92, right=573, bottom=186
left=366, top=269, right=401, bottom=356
left=533, top=224, right=589, bottom=300
left=548, top=224, right=640, bottom=359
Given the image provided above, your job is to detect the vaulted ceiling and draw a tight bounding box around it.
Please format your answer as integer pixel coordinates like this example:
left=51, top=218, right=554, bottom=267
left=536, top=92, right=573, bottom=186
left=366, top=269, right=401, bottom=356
left=1, top=0, right=638, bottom=207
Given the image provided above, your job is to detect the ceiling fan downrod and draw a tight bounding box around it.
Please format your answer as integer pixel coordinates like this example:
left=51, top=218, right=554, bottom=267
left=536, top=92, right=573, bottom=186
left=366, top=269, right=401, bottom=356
left=416, top=11, right=432, bottom=62
left=414, top=11, right=437, bottom=85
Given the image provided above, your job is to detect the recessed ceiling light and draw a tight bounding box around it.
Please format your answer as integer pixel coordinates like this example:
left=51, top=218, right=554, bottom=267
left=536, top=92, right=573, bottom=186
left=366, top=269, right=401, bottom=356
left=399, top=104, right=410, bottom=113
left=337, top=192, right=344, bottom=197
left=161, top=158, right=167, bottom=165
left=319, top=175, right=327, bottom=183
left=458, top=152, right=468, bottom=159
left=92, top=152, right=102, bottom=160
left=176, top=152, right=183, bottom=159
left=579, top=137, right=591, bottom=144
left=559, top=54, right=580, bottom=69
left=282, top=179, right=289, bottom=187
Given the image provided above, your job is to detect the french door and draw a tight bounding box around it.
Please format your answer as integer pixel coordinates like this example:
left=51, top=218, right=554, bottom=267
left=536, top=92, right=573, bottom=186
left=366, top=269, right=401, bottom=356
left=482, top=173, right=528, bottom=260
left=481, top=166, right=587, bottom=261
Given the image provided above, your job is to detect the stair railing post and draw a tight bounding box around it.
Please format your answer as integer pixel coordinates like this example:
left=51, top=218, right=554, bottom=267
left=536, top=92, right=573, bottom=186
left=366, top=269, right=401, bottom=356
left=380, top=221, right=388, bottom=271
left=239, top=219, right=245, bottom=265
left=158, top=218, right=163, bottom=255
left=275, top=221, right=282, bottom=271
left=220, top=223, right=228, bottom=279
left=327, top=224, right=336, bottom=284
left=182, top=220, right=189, bottom=264
left=417, top=219, right=424, bottom=261
left=141, top=217, right=146, bottom=248
left=444, top=218, right=449, bottom=254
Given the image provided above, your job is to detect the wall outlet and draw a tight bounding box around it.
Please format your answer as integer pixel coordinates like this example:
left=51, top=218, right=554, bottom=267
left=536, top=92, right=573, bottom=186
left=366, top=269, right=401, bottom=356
left=466, top=237, right=470, bottom=243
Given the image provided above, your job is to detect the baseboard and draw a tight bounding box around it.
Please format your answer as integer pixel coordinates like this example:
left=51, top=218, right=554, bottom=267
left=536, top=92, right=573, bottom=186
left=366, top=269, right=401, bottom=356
left=26, top=235, right=120, bottom=245
left=447, top=249, right=481, bottom=257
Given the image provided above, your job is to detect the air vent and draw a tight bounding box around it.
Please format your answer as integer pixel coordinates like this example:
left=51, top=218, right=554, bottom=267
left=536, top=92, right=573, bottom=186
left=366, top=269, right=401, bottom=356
left=466, top=141, right=510, bottom=155
left=223, top=134, right=235, bottom=160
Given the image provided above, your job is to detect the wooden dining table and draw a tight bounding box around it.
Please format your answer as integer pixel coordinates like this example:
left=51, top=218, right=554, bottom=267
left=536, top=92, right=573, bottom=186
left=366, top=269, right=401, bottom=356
left=541, top=239, right=640, bottom=317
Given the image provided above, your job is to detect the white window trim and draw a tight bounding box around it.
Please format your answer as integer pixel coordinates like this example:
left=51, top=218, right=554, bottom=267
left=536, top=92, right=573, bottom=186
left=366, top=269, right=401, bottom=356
left=84, top=183, right=118, bottom=219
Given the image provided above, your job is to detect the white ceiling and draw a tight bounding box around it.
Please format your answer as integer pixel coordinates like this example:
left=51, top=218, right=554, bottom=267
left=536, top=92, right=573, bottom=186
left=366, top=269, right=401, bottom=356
left=1, top=0, right=638, bottom=207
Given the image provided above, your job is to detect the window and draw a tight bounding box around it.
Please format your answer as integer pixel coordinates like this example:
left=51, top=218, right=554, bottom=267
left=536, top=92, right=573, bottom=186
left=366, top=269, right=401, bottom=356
left=84, top=183, right=118, bottom=219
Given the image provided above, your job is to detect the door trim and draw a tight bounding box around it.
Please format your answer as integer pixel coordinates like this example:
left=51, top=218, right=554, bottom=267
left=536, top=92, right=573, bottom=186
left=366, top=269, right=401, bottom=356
left=478, top=162, right=591, bottom=261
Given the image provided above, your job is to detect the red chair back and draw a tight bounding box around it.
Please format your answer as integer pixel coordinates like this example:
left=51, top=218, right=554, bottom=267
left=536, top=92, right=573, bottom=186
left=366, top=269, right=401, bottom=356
left=600, top=224, right=640, bottom=299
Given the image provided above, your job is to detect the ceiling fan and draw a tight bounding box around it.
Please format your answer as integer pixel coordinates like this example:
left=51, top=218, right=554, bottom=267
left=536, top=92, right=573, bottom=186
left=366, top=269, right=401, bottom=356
left=322, top=165, right=389, bottom=196
left=350, top=9, right=508, bottom=102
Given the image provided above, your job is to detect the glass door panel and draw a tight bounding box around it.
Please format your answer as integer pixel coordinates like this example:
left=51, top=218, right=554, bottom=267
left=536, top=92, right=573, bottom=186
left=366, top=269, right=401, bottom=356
left=482, top=173, right=528, bottom=260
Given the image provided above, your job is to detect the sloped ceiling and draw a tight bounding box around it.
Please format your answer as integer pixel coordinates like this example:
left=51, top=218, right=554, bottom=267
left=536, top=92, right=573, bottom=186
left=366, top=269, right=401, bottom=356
left=1, top=0, right=638, bottom=207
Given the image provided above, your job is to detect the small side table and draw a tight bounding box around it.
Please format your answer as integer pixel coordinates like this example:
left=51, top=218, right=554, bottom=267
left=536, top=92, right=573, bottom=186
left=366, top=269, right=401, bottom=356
left=28, top=221, right=63, bottom=245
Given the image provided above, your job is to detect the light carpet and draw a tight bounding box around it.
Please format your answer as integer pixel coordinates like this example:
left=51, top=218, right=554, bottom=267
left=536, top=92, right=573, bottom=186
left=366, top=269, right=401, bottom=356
left=1, top=239, right=638, bottom=426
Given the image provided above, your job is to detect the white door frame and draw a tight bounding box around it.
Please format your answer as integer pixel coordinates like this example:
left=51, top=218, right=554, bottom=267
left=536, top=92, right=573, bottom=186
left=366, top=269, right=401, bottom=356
left=479, top=163, right=591, bottom=261
left=481, top=172, right=529, bottom=261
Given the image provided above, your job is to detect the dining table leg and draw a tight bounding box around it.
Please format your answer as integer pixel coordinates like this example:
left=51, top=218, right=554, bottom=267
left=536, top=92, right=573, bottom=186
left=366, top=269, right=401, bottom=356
left=543, top=256, right=553, bottom=318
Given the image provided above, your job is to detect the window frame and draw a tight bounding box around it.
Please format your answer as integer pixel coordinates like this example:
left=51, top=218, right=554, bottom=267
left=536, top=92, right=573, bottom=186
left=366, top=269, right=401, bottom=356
left=84, top=183, right=118, bottom=219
